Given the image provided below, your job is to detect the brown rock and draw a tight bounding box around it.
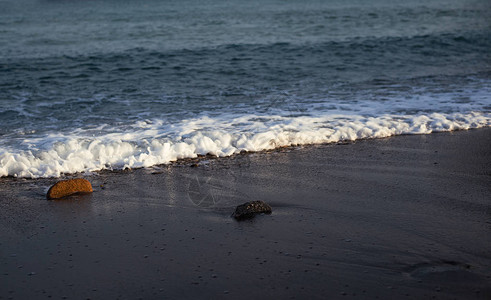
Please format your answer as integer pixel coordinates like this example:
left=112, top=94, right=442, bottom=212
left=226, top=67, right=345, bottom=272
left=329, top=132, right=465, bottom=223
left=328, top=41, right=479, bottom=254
left=47, top=178, right=93, bottom=200
left=232, top=201, right=272, bottom=220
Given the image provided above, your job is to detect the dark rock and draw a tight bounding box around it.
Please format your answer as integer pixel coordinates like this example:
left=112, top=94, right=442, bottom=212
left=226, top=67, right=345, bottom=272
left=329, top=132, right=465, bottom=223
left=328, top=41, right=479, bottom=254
left=232, top=201, right=272, bottom=220
left=47, top=178, right=93, bottom=200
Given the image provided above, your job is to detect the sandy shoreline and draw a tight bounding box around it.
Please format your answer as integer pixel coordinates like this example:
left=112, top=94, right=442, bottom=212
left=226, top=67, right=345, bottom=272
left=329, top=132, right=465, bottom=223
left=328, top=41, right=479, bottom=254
left=1, top=128, right=490, bottom=299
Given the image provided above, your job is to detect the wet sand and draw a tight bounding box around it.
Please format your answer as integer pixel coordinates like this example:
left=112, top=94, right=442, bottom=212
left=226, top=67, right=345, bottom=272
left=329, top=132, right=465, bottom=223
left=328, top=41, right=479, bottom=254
left=1, top=128, right=490, bottom=299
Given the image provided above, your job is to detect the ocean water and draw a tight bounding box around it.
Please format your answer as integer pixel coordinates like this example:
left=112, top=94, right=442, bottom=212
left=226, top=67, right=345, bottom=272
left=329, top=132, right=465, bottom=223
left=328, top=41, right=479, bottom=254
left=0, top=0, right=490, bottom=178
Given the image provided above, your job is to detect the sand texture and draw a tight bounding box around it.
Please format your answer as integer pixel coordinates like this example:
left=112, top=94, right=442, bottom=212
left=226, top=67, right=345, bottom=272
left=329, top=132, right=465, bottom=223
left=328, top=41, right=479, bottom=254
left=1, top=128, right=490, bottom=299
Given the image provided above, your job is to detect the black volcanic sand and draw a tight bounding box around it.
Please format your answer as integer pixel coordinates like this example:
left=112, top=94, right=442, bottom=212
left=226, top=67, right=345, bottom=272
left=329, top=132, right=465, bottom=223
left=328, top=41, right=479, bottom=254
left=1, top=128, right=490, bottom=300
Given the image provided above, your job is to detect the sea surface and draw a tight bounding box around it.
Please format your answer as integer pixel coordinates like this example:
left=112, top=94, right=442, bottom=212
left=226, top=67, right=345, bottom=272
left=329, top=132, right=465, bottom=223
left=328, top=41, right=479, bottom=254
left=1, top=0, right=490, bottom=178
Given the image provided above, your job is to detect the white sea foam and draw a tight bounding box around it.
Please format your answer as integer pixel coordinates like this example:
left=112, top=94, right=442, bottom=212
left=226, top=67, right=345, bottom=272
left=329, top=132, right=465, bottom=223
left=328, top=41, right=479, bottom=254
left=0, top=111, right=489, bottom=178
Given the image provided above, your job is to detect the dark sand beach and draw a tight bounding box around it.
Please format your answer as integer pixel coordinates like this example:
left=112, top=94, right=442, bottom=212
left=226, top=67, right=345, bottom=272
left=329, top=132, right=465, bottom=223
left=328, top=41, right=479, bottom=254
left=1, top=128, right=490, bottom=300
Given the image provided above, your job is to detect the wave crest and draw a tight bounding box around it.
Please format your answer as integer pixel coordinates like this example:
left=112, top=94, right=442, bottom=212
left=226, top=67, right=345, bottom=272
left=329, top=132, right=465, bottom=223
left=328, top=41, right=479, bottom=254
left=1, top=111, right=489, bottom=178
